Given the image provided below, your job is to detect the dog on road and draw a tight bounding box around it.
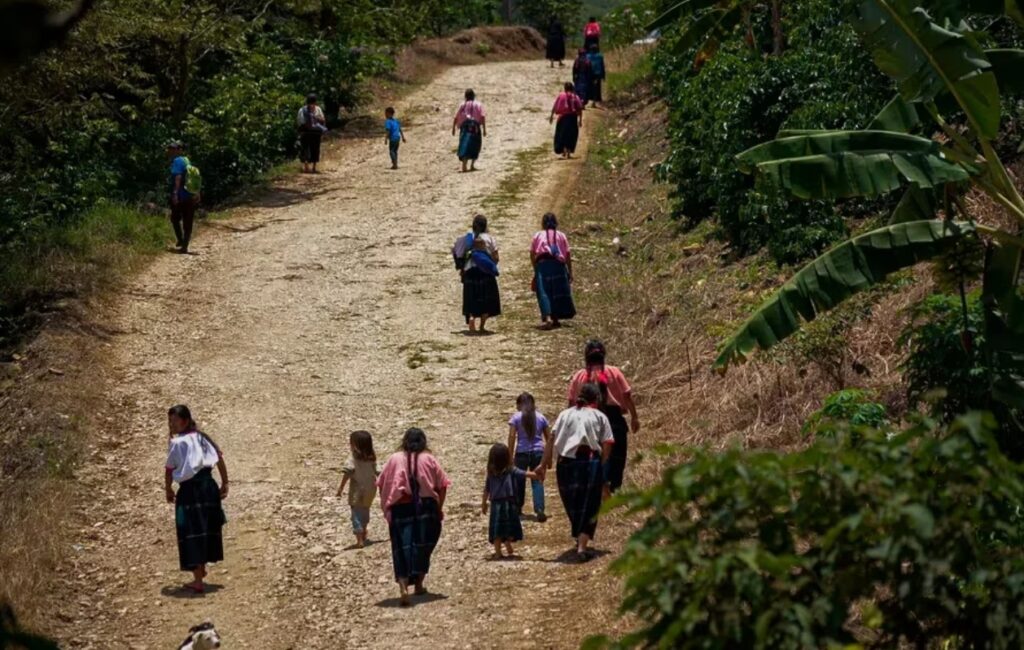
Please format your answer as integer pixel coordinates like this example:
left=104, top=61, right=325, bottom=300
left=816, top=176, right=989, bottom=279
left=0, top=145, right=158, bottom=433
left=178, top=621, right=221, bottom=650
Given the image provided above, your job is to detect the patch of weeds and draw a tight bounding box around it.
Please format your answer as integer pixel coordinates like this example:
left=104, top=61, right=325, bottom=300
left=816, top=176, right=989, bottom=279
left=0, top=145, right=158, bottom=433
left=407, top=351, right=429, bottom=369
left=475, top=41, right=492, bottom=57
left=606, top=52, right=653, bottom=97
left=481, top=145, right=549, bottom=220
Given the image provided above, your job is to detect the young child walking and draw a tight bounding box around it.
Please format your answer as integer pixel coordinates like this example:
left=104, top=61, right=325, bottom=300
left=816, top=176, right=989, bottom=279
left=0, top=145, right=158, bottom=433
left=336, top=430, right=379, bottom=548
left=507, top=392, right=551, bottom=522
left=384, top=107, right=406, bottom=170
left=481, top=443, right=537, bottom=559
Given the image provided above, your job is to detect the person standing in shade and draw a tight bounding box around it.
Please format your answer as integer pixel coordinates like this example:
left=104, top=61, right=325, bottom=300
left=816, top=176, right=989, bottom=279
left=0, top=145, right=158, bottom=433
left=566, top=340, right=640, bottom=493
left=452, top=88, right=487, bottom=173
left=376, top=428, right=451, bottom=607
left=539, top=383, right=613, bottom=561
left=546, top=17, right=566, bottom=67
left=166, top=140, right=197, bottom=254
left=550, top=82, right=584, bottom=159
left=452, top=214, right=501, bottom=333
left=583, top=16, right=602, bottom=50
left=530, top=212, right=576, bottom=328
left=297, top=93, right=327, bottom=174
left=384, top=106, right=407, bottom=170
left=507, top=392, right=552, bottom=522
left=587, top=44, right=607, bottom=108
left=572, top=48, right=593, bottom=108
left=164, top=405, right=229, bottom=593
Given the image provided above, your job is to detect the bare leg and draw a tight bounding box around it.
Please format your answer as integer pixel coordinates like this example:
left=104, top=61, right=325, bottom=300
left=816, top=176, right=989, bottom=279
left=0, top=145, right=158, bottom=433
left=479, top=314, right=489, bottom=332
left=578, top=533, right=592, bottom=555
left=461, top=160, right=468, bottom=173
left=467, top=318, right=476, bottom=332
left=398, top=579, right=411, bottom=606
left=504, top=541, right=514, bottom=557
left=414, top=575, right=427, bottom=595
left=493, top=541, right=503, bottom=559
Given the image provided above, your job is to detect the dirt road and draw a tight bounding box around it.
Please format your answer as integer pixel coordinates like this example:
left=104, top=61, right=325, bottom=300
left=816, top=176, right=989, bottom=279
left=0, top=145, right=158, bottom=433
left=47, top=60, right=619, bottom=649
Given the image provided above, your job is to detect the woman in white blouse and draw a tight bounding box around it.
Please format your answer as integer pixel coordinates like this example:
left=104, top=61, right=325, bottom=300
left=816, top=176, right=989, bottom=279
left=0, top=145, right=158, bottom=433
left=540, top=383, right=613, bottom=560
left=164, top=404, right=229, bottom=593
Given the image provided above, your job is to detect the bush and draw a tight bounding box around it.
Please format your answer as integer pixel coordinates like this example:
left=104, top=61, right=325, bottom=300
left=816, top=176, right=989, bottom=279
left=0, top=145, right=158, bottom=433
left=803, top=388, right=888, bottom=439
left=652, top=0, right=893, bottom=264
left=597, top=413, right=1024, bottom=649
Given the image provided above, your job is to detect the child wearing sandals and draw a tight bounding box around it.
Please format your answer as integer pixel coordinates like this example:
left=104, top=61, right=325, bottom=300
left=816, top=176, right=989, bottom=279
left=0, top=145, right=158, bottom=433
left=481, top=443, right=538, bottom=559
left=336, top=430, right=379, bottom=548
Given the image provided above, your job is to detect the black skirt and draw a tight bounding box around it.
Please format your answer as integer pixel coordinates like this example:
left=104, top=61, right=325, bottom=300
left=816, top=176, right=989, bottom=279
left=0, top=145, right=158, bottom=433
left=299, top=130, right=322, bottom=163
left=603, top=405, right=629, bottom=492
left=546, top=37, right=566, bottom=62
left=556, top=455, right=603, bottom=539
left=462, top=267, right=501, bottom=321
left=388, top=498, right=442, bottom=582
left=589, top=79, right=603, bottom=103
left=174, top=468, right=225, bottom=571
left=554, top=115, right=580, bottom=155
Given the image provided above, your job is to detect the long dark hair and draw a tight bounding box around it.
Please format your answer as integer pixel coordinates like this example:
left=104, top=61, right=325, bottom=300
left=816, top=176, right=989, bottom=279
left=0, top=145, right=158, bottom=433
left=401, top=427, right=429, bottom=453
left=576, top=382, right=603, bottom=407
left=487, top=443, right=512, bottom=477
left=542, top=212, right=558, bottom=231
left=168, top=404, right=197, bottom=432
left=516, top=392, right=538, bottom=440
left=350, top=430, right=376, bottom=462
left=584, top=339, right=611, bottom=403
left=464, top=88, right=476, bottom=101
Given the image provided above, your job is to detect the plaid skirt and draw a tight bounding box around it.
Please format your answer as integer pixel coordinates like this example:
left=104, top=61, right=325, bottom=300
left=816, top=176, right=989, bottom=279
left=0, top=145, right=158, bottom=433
left=462, top=267, right=501, bottom=320
left=554, top=115, right=580, bottom=155
left=388, top=499, right=442, bottom=582
left=458, top=120, right=482, bottom=161
left=488, top=498, right=524, bottom=543
left=174, top=468, right=225, bottom=571
left=535, top=257, right=576, bottom=320
left=556, top=455, right=604, bottom=539
left=604, top=405, right=629, bottom=492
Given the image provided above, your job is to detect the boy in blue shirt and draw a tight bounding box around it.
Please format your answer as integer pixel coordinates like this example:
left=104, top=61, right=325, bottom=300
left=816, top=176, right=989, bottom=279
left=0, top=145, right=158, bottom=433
left=384, top=107, right=406, bottom=170
left=166, top=140, right=196, bottom=253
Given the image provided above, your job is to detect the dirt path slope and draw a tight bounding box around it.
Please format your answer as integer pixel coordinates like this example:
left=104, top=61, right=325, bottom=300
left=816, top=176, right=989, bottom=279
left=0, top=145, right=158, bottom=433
left=47, top=60, right=617, bottom=649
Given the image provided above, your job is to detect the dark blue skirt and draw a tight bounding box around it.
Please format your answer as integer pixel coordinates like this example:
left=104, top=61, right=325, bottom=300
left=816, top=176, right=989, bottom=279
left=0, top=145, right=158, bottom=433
left=458, top=120, right=482, bottom=161
left=556, top=456, right=603, bottom=539
left=174, top=468, right=225, bottom=571
left=554, top=115, right=580, bottom=155
left=604, top=405, right=629, bottom=492
left=463, top=267, right=501, bottom=321
left=488, top=498, right=524, bottom=543
left=388, top=498, right=442, bottom=582
left=535, top=257, right=576, bottom=321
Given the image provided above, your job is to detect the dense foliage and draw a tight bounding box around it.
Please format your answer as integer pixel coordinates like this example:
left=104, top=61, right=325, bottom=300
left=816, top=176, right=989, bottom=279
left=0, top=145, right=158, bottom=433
left=596, top=413, right=1024, bottom=649
left=652, top=0, right=894, bottom=264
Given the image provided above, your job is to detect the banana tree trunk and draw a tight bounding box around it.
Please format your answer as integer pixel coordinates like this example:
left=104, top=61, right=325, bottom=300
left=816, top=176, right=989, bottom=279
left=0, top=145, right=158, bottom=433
left=771, top=0, right=784, bottom=55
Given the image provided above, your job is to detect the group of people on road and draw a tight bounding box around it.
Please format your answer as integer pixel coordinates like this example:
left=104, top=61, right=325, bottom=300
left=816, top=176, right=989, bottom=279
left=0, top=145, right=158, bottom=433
left=163, top=339, right=639, bottom=605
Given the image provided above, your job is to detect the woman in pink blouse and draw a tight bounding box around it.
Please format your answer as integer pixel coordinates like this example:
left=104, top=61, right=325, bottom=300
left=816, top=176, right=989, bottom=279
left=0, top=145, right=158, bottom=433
left=451, top=88, right=487, bottom=173
left=376, top=428, right=451, bottom=606
left=530, top=212, right=576, bottom=329
left=550, top=82, right=584, bottom=159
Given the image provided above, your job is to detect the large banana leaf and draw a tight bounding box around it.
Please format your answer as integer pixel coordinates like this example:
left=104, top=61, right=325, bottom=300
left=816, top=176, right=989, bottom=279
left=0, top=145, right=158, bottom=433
left=889, top=185, right=940, bottom=224
left=851, top=0, right=1001, bottom=139
left=737, top=130, right=969, bottom=199
left=647, top=0, right=721, bottom=30
left=714, top=220, right=974, bottom=372
left=868, top=95, right=923, bottom=132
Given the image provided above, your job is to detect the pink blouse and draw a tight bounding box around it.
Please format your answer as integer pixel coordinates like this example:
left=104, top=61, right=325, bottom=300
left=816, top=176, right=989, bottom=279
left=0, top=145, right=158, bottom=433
left=567, top=365, right=633, bottom=409
left=530, top=229, right=571, bottom=263
left=376, top=451, right=451, bottom=523
left=552, top=92, right=583, bottom=117
left=454, top=100, right=486, bottom=127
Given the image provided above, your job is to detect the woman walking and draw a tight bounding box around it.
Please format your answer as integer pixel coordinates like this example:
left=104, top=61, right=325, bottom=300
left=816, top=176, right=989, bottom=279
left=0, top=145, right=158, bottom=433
left=566, top=340, right=640, bottom=493
left=587, top=45, right=607, bottom=108
left=377, top=428, right=451, bottom=607
left=572, top=48, right=593, bottom=107
left=164, top=405, right=229, bottom=593
left=452, top=88, right=487, bottom=172
left=550, top=83, right=584, bottom=159
left=507, top=392, right=552, bottom=522
left=297, top=93, right=327, bottom=173
left=546, top=17, right=566, bottom=67
left=531, top=213, right=576, bottom=328
left=540, top=383, right=614, bottom=561
left=452, top=214, right=501, bottom=333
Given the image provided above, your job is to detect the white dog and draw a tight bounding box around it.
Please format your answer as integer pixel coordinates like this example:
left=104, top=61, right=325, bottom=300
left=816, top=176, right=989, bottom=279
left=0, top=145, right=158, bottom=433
left=178, top=621, right=221, bottom=650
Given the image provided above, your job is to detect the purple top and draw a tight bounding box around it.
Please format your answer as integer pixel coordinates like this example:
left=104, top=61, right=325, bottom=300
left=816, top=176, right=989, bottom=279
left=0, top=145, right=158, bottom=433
left=509, top=411, right=549, bottom=454
left=486, top=468, right=526, bottom=500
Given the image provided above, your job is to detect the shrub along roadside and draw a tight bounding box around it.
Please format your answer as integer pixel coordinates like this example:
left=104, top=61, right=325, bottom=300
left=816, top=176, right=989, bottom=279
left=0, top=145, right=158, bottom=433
left=591, top=412, right=1024, bottom=649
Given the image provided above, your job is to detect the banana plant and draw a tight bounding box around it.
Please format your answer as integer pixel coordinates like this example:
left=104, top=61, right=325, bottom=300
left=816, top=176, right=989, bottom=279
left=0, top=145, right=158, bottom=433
left=647, top=0, right=785, bottom=63
left=713, top=0, right=1024, bottom=408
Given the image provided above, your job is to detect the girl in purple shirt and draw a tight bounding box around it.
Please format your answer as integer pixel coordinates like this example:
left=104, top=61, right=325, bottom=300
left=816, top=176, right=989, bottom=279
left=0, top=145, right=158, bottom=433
left=506, top=392, right=552, bottom=522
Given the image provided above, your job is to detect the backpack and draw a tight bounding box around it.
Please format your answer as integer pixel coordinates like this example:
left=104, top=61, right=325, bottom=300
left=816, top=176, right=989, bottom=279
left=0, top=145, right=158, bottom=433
left=181, top=157, right=203, bottom=195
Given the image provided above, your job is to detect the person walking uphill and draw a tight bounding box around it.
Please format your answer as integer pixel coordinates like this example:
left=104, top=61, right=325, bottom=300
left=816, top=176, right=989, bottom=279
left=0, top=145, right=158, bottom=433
left=540, top=383, right=614, bottom=561
left=583, top=16, right=602, bottom=50
left=377, top=428, right=451, bottom=607
left=572, top=48, right=593, bottom=108
left=384, top=107, right=406, bottom=170
left=297, top=93, right=327, bottom=174
left=546, top=17, right=566, bottom=67
left=507, top=392, right=552, bottom=522
left=481, top=443, right=537, bottom=559
left=587, top=45, right=607, bottom=108
left=567, top=340, right=640, bottom=493
left=452, top=88, right=487, bottom=173
left=531, top=212, right=576, bottom=328
left=164, top=405, right=229, bottom=594
left=166, top=140, right=199, bottom=254
left=550, top=83, right=584, bottom=159
left=452, top=214, right=501, bottom=333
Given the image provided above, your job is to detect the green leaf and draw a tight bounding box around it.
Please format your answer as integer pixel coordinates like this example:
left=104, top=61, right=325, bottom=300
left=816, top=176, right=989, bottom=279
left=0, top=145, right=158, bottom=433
left=673, top=6, right=744, bottom=54
left=988, top=49, right=1024, bottom=95
left=889, top=185, right=940, bottom=224
left=868, top=95, right=922, bottom=133
left=851, top=1, right=1001, bottom=139
left=714, top=220, right=974, bottom=372
left=737, top=130, right=969, bottom=200
left=982, top=240, right=1024, bottom=409
left=647, top=0, right=722, bottom=31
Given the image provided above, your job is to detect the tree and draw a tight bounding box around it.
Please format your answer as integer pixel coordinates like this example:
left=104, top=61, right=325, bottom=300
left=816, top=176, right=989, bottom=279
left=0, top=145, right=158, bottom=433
left=518, top=0, right=583, bottom=30
left=714, top=1, right=1024, bottom=423
left=648, top=0, right=787, bottom=64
